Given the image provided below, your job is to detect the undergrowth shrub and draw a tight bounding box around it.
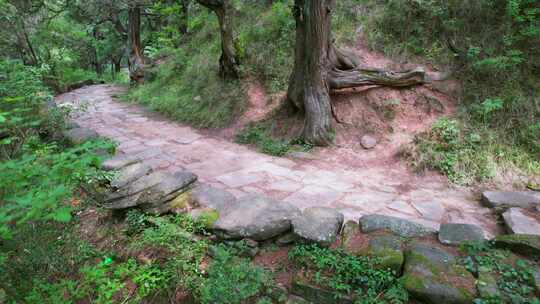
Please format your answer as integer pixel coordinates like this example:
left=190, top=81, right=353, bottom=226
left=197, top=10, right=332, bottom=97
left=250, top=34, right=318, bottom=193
left=289, top=244, right=408, bottom=304
left=201, top=244, right=273, bottom=304
left=404, top=118, right=540, bottom=185
left=364, top=0, right=540, bottom=183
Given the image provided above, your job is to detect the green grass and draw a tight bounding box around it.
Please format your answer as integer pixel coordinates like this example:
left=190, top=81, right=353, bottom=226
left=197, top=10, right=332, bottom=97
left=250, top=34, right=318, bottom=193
left=236, top=122, right=313, bottom=156
left=402, top=118, right=540, bottom=185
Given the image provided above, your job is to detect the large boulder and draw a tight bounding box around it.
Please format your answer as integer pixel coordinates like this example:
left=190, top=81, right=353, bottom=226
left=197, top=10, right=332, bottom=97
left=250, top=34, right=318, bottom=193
left=292, top=207, right=344, bottom=246
left=494, top=234, right=540, bottom=260
left=438, top=223, right=485, bottom=246
left=502, top=208, right=540, bottom=235
left=63, top=127, right=99, bottom=144
left=213, top=195, right=300, bottom=241
left=359, top=214, right=437, bottom=237
left=402, top=242, right=476, bottom=304
left=481, top=191, right=540, bottom=210
left=366, top=235, right=404, bottom=275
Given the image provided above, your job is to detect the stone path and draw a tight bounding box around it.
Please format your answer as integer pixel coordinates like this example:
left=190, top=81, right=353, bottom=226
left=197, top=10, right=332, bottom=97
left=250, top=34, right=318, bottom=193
left=55, top=84, right=499, bottom=236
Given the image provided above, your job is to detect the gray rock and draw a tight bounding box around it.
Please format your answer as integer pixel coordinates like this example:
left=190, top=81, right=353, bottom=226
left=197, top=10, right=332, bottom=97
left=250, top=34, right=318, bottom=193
left=359, top=214, right=437, bottom=237
left=286, top=295, right=310, bottom=304
left=102, top=153, right=142, bottom=171
left=213, top=195, right=300, bottom=241
left=360, top=135, right=377, bottom=149
left=502, top=208, right=540, bottom=235
left=482, top=191, right=540, bottom=210
left=276, top=232, right=300, bottom=245
left=63, top=127, right=99, bottom=144
left=110, top=162, right=153, bottom=189
left=402, top=242, right=476, bottom=304
left=191, top=184, right=236, bottom=213
left=292, top=207, right=344, bottom=246
left=438, top=223, right=485, bottom=246
left=411, top=201, right=446, bottom=221
left=105, top=170, right=197, bottom=210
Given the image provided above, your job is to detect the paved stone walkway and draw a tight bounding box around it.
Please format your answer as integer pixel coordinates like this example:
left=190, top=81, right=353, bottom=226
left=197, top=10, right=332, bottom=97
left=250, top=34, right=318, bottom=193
left=56, top=84, right=499, bottom=236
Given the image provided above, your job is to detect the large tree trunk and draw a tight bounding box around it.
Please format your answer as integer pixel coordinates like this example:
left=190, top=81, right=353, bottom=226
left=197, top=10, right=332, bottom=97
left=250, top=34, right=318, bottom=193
left=128, top=6, right=145, bottom=85
left=196, top=0, right=239, bottom=78
left=286, top=0, right=426, bottom=146
left=287, top=0, right=335, bottom=145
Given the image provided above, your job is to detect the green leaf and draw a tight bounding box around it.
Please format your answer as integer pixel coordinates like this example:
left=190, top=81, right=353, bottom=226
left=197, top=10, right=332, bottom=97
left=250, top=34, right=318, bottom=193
left=51, top=207, right=72, bottom=222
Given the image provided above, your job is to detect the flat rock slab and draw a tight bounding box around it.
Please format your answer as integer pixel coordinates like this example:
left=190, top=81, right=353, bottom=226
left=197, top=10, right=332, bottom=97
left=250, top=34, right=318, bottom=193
left=482, top=191, right=540, bottom=210
left=110, top=162, right=152, bottom=189
left=190, top=184, right=236, bottom=213
left=105, top=170, right=197, bottom=209
left=213, top=195, right=300, bottom=241
left=494, top=234, right=540, bottom=260
left=502, top=208, right=540, bottom=235
left=63, top=127, right=99, bottom=144
left=402, top=242, right=476, bottom=304
left=359, top=214, right=437, bottom=237
left=102, top=153, right=142, bottom=171
left=438, top=223, right=485, bottom=246
left=292, top=207, right=344, bottom=246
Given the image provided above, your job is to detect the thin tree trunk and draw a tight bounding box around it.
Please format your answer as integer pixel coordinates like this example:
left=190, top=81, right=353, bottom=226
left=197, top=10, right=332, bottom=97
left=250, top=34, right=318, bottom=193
left=179, top=0, right=189, bottom=35
left=128, top=6, right=145, bottom=84
left=196, top=0, right=239, bottom=78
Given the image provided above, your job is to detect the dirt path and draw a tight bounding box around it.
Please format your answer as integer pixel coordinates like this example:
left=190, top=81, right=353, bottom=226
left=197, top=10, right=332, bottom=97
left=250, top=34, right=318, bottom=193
left=55, top=85, right=499, bottom=236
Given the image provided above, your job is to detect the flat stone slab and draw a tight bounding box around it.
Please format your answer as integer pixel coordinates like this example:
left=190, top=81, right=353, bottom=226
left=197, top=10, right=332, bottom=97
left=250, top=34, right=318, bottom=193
left=63, top=127, right=99, bottom=144
left=110, top=162, right=152, bottom=189
left=502, top=208, right=540, bottom=235
left=213, top=195, right=300, bottom=241
left=292, top=207, right=344, bottom=246
left=402, top=242, right=476, bottom=304
left=190, top=184, right=236, bottom=213
left=438, top=223, right=485, bottom=246
left=359, top=214, right=437, bottom=237
left=105, top=170, right=197, bottom=209
left=482, top=191, right=540, bottom=210
left=102, top=153, right=142, bottom=171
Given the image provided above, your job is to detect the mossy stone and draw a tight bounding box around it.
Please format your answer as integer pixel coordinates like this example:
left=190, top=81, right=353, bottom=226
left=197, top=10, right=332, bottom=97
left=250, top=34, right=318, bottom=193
left=367, top=235, right=404, bottom=275
left=494, top=234, right=540, bottom=260
left=477, top=268, right=500, bottom=298
left=401, top=242, right=476, bottom=304
left=169, top=191, right=192, bottom=211
left=190, top=208, right=220, bottom=229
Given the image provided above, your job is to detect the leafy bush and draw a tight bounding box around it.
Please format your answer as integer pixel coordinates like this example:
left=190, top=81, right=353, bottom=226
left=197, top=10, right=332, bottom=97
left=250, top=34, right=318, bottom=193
left=289, top=244, right=408, bottom=304
left=0, top=139, right=113, bottom=239
left=0, top=59, right=54, bottom=158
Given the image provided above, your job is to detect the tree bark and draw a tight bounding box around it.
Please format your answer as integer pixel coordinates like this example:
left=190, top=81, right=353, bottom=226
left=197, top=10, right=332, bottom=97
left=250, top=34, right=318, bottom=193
left=196, top=0, right=239, bottom=78
left=128, top=5, right=145, bottom=85
left=178, top=0, right=189, bottom=35
left=287, top=0, right=335, bottom=145
left=286, top=0, right=426, bottom=146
